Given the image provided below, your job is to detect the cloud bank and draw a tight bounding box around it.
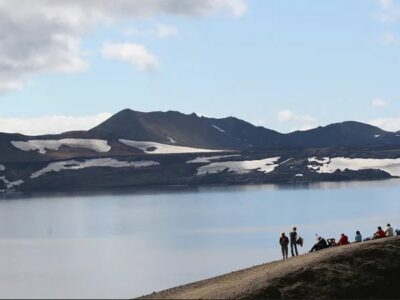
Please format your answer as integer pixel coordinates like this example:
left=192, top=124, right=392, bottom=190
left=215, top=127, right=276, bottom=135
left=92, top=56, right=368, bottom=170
left=369, top=118, right=400, bottom=132
left=277, top=110, right=317, bottom=131
left=0, top=0, right=247, bottom=93
left=0, top=113, right=112, bottom=135
left=102, top=43, right=158, bottom=71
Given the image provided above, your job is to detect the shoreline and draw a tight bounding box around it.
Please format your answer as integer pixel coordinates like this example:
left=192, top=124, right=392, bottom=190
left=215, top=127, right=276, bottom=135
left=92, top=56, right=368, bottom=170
left=1, top=177, right=399, bottom=200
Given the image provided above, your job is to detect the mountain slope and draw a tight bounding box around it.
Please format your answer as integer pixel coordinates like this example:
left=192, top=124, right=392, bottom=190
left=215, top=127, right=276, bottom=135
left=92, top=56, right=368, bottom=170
left=2, top=109, right=400, bottom=165
left=140, top=237, right=400, bottom=299
left=283, top=121, right=400, bottom=148
left=90, top=109, right=282, bottom=149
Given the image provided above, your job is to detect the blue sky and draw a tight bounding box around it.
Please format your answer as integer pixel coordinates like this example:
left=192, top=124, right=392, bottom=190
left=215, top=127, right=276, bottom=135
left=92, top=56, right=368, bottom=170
left=0, top=0, right=399, bottom=134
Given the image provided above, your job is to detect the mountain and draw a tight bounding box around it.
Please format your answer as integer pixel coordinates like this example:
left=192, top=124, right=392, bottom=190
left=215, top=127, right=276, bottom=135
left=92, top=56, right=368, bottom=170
left=90, top=109, right=282, bottom=149
left=91, top=110, right=400, bottom=149
left=2, top=109, right=400, bottom=193
left=284, top=121, right=399, bottom=148
left=2, top=110, right=400, bottom=164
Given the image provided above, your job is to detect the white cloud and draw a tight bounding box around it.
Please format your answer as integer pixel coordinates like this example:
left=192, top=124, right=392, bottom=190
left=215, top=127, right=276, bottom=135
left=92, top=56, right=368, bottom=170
left=0, top=0, right=247, bottom=94
left=382, top=32, right=398, bottom=45
left=375, top=0, right=400, bottom=22
left=0, top=113, right=112, bottom=135
left=124, top=24, right=178, bottom=39
left=0, top=81, right=23, bottom=94
left=372, top=98, right=388, bottom=107
left=102, top=43, right=158, bottom=71
left=156, top=24, right=179, bottom=38
left=277, top=110, right=317, bottom=131
left=369, top=118, right=400, bottom=132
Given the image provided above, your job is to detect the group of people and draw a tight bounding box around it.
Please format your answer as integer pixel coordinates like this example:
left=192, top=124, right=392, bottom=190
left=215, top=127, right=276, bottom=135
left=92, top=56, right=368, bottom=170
left=279, top=224, right=400, bottom=260
left=279, top=227, right=303, bottom=259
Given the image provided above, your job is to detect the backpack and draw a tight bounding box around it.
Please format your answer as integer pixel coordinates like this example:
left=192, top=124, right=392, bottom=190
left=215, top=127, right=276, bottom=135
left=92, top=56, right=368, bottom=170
left=280, top=236, right=289, bottom=246
left=396, top=229, right=400, bottom=236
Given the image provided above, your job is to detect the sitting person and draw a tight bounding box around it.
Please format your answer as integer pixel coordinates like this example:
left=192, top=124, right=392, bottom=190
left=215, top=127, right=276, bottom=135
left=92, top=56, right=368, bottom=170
left=338, top=233, right=349, bottom=246
left=327, top=238, right=337, bottom=247
left=374, top=226, right=386, bottom=239
left=309, top=237, right=328, bottom=252
left=354, top=230, right=362, bottom=243
left=385, top=224, right=394, bottom=237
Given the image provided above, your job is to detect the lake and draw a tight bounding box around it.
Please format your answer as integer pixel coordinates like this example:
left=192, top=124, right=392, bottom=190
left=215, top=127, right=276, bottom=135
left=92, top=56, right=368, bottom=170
left=1, top=180, right=400, bottom=298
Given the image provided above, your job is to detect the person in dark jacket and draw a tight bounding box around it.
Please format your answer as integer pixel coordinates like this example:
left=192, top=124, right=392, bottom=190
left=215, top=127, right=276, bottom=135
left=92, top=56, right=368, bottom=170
left=279, top=232, right=289, bottom=260
left=289, top=227, right=299, bottom=257
left=309, top=236, right=328, bottom=252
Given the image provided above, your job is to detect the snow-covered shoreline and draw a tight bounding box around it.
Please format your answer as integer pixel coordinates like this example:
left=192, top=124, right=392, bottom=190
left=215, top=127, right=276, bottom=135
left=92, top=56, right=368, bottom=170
left=11, top=139, right=111, bottom=154
left=119, top=139, right=224, bottom=154
left=308, top=157, right=400, bottom=177
left=31, top=158, right=160, bottom=179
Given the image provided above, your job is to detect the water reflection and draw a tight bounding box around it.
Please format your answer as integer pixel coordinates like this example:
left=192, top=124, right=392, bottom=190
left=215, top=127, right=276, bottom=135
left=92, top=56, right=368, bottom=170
left=0, top=179, right=399, bottom=298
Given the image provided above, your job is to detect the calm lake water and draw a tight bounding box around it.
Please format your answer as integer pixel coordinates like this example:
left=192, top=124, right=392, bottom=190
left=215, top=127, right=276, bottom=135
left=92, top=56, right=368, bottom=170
left=1, top=180, right=400, bottom=298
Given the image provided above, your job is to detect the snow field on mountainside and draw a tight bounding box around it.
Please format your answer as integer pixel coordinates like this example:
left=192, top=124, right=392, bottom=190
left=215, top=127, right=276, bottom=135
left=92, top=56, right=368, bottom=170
left=31, top=158, right=159, bottom=179
left=196, top=157, right=281, bottom=175
left=11, top=139, right=111, bottom=154
left=119, top=139, right=223, bottom=154
left=308, top=157, right=400, bottom=177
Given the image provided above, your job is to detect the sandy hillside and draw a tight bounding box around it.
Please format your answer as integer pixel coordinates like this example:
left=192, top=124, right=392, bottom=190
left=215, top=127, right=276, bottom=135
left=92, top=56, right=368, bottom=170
left=139, top=236, right=400, bottom=299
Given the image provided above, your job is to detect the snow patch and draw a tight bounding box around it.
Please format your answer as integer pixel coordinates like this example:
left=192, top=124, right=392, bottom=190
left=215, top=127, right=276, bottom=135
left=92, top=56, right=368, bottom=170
left=308, top=157, right=400, bottom=177
left=0, top=164, right=5, bottom=171
left=307, top=157, right=330, bottom=171
left=0, top=176, right=24, bottom=189
left=187, top=154, right=241, bottom=164
left=295, top=174, right=304, bottom=177
left=374, top=135, right=381, bottom=138
left=119, top=139, right=223, bottom=154
left=31, top=158, right=159, bottom=179
left=196, top=157, right=281, bottom=176
left=166, top=136, right=176, bottom=144
left=11, top=139, right=111, bottom=154
left=212, top=125, right=226, bottom=133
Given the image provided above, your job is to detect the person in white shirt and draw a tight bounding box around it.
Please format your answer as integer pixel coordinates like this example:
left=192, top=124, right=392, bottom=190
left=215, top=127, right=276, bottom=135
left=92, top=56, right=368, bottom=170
left=385, top=223, right=394, bottom=237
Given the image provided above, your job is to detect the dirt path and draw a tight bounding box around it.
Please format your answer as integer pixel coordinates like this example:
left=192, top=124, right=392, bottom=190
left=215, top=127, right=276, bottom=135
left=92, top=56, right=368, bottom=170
left=139, top=237, right=400, bottom=299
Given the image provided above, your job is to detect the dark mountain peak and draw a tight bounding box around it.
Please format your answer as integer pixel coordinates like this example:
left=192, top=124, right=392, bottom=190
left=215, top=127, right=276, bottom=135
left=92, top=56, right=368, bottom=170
left=325, top=121, right=385, bottom=132
left=89, top=109, right=282, bottom=149
left=88, top=109, right=400, bottom=150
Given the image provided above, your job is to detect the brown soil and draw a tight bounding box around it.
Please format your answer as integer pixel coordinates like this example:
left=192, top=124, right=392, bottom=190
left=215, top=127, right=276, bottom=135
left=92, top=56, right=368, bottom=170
left=139, top=236, right=400, bottom=299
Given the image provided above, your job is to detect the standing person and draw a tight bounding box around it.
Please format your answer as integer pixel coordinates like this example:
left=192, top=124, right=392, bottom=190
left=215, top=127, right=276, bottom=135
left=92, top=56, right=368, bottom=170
left=279, top=233, right=289, bottom=260
left=355, top=231, right=362, bottom=243
left=289, top=227, right=299, bottom=257
left=385, top=224, right=394, bottom=237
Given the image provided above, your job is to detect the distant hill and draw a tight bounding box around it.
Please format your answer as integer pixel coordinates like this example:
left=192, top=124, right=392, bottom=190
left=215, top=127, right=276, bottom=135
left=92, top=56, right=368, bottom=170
left=91, top=109, right=400, bottom=149
left=283, top=121, right=398, bottom=148
left=1, top=109, right=400, bottom=163
left=2, top=109, right=400, bottom=193
left=90, top=109, right=282, bottom=150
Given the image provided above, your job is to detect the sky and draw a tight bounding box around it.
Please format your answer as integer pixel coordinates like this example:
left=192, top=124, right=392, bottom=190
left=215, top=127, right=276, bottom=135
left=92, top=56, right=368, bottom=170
left=0, top=0, right=400, bottom=135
